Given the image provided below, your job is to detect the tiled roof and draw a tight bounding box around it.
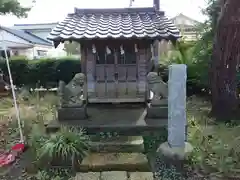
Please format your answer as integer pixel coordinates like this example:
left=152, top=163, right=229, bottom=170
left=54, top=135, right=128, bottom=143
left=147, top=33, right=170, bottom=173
left=0, top=26, right=52, bottom=46
left=48, top=7, right=180, bottom=42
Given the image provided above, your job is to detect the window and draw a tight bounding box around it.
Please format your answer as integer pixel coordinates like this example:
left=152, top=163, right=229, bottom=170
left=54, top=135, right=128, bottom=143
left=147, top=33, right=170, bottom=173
left=37, top=50, right=47, bottom=57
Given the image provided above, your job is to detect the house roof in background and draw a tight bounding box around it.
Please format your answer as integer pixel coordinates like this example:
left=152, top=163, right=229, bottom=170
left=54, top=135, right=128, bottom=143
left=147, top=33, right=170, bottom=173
left=0, top=40, right=33, bottom=49
left=13, top=23, right=58, bottom=31
left=171, top=13, right=201, bottom=24
left=48, top=7, right=180, bottom=43
left=14, top=22, right=58, bottom=26
left=0, top=26, right=53, bottom=46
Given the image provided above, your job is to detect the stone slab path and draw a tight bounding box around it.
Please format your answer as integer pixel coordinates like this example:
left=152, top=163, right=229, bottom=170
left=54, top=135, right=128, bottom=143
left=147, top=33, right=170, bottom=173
left=75, top=171, right=153, bottom=180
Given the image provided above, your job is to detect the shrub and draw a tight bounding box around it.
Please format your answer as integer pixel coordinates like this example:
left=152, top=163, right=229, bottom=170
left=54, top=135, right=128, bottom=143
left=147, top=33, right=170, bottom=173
left=158, top=63, right=209, bottom=96
left=0, top=57, right=81, bottom=88
left=37, top=126, right=89, bottom=165
left=1, top=52, right=208, bottom=94
left=188, top=117, right=240, bottom=178
left=159, top=40, right=209, bottom=96
left=0, top=59, right=29, bottom=86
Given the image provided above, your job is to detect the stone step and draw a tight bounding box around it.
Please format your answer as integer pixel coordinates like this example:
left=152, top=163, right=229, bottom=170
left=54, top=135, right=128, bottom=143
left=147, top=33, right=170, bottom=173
left=75, top=153, right=151, bottom=172
left=46, top=120, right=168, bottom=136
left=89, top=136, right=145, bottom=153
left=128, top=172, right=154, bottom=180
left=75, top=171, right=154, bottom=180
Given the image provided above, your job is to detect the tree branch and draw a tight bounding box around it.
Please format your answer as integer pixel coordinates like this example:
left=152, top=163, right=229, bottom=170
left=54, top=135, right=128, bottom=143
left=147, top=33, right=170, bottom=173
left=0, top=0, right=31, bottom=18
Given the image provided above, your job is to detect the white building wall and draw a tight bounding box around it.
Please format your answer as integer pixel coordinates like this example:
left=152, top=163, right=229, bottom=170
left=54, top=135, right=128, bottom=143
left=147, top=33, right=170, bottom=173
left=16, top=48, right=34, bottom=59
left=17, top=44, right=66, bottom=59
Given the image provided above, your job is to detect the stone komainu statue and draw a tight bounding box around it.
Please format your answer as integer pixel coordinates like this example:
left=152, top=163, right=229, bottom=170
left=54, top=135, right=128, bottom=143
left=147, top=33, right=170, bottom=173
left=58, top=73, right=86, bottom=108
left=147, top=72, right=168, bottom=106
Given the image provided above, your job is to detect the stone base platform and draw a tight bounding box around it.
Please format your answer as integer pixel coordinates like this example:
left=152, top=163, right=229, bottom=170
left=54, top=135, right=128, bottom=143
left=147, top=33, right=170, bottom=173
left=146, top=103, right=168, bottom=119
left=58, top=105, right=87, bottom=121
left=158, top=142, right=193, bottom=160
left=46, top=104, right=168, bottom=136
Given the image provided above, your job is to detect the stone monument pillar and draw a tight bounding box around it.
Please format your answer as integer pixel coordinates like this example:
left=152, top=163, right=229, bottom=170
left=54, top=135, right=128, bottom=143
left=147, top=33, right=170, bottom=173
left=154, top=64, right=193, bottom=179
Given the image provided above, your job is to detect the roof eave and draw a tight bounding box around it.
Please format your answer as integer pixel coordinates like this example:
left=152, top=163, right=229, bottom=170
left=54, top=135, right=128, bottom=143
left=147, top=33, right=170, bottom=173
left=49, top=35, right=181, bottom=48
left=33, top=42, right=53, bottom=47
left=74, top=7, right=161, bottom=14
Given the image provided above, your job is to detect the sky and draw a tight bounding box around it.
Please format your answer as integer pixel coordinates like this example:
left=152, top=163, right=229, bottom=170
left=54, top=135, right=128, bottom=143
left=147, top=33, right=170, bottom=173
left=0, top=0, right=208, bottom=26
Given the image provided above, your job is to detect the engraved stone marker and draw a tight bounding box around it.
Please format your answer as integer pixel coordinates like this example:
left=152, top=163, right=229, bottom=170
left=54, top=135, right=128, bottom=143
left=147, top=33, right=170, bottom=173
left=168, top=64, right=187, bottom=148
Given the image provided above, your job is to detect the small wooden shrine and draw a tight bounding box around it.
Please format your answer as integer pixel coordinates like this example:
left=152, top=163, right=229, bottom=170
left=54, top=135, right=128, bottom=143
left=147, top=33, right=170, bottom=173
left=48, top=0, right=180, bottom=121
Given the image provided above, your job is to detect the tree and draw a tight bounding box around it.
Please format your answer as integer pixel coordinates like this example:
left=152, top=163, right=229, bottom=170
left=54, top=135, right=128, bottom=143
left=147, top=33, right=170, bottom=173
left=210, top=0, right=240, bottom=120
left=0, top=0, right=31, bottom=17
left=64, top=41, right=80, bottom=55
left=194, top=0, right=240, bottom=120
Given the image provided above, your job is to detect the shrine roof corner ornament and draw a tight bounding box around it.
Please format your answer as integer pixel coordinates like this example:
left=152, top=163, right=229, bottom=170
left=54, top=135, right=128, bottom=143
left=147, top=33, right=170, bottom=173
left=48, top=7, right=180, bottom=46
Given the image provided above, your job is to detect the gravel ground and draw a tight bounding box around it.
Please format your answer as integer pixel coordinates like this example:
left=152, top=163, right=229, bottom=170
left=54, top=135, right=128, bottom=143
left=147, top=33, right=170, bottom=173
left=0, top=150, right=33, bottom=180
left=152, top=154, right=212, bottom=180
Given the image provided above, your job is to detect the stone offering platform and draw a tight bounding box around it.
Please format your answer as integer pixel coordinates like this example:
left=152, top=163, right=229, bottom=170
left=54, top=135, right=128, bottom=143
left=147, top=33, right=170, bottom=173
left=46, top=103, right=168, bottom=136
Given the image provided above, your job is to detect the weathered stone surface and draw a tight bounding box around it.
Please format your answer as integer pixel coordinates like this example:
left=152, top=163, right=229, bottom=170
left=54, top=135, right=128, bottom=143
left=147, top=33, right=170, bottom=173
left=101, top=171, right=127, bottom=180
left=146, top=104, right=168, bottom=118
left=147, top=72, right=168, bottom=119
left=82, top=153, right=148, bottom=166
left=77, top=153, right=150, bottom=172
left=58, top=105, right=87, bottom=121
left=90, top=136, right=144, bottom=153
left=154, top=64, right=192, bottom=180
left=129, top=172, right=153, bottom=180
left=157, top=142, right=193, bottom=160
left=147, top=72, right=168, bottom=106
left=75, top=172, right=100, bottom=180
left=58, top=73, right=86, bottom=108
left=168, top=64, right=187, bottom=147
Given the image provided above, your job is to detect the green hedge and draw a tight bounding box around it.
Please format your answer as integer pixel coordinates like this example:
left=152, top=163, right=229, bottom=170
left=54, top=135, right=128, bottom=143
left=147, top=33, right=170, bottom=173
left=158, top=63, right=210, bottom=96
left=0, top=58, right=81, bottom=88
left=0, top=57, right=209, bottom=95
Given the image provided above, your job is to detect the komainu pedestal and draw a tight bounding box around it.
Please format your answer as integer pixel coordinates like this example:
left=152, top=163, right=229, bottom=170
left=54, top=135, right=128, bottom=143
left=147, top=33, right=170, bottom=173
left=57, top=73, right=87, bottom=121
left=146, top=72, right=168, bottom=119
